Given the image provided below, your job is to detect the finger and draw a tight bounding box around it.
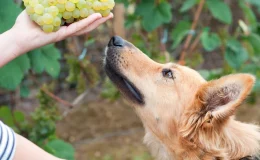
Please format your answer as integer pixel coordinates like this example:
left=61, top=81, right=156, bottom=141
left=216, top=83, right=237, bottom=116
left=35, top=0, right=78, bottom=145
left=17, top=10, right=36, bottom=26
left=74, top=13, right=113, bottom=36
left=18, top=10, right=27, bottom=19
left=55, top=13, right=102, bottom=41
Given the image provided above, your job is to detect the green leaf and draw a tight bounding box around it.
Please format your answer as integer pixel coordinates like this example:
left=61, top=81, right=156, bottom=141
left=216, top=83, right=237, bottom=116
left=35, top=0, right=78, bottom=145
left=172, top=30, right=190, bottom=49
left=14, top=111, right=25, bottom=122
left=115, top=0, right=129, bottom=6
left=198, top=69, right=223, bottom=80
left=242, top=63, right=260, bottom=74
left=224, top=39, right=249, bottom=69
left=0, top=55, right=30, bottom=90
left=84, top=39, right=95, bottom=47
left=0, top=107, right=14, bottom=127
left=28, top=44, right=61, bottom=78
left=136, top=1, right=172, bottom=31
left=201, top=29, right=221, bottom=51
left=20, top=85, right=30, bottom=98
left=254, top=79, right=260, bottom=92
left=125, top=14, right=139, bottom=29
left=245, top=33, right=260, bottom=55
left=206, top=0, right=232, bottom=24
left=239, top=0, right=257, bottom=31
left=0, top=1, right=29, bottom=90
left=180, top=0, right=197, bottom=13
left=0, top=106, right=25, bottom=132
left=246, top=0, right=260, bottom=6
left=171, top=20, right=191, bottom=49
left=171, top=21, right=191, bottom=39
left=0, top=1, right=22, bottom=33
left=45, top=139, right=75, bottom=160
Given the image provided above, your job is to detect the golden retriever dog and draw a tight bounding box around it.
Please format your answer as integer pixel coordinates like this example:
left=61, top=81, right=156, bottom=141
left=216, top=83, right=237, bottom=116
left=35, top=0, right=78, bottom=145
left=104, top=36, right=260, bottom=160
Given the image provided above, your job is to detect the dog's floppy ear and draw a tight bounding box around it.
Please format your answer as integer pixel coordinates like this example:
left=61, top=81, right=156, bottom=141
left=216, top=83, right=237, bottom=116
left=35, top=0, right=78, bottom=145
left=197, top=74, right=255, bottom=123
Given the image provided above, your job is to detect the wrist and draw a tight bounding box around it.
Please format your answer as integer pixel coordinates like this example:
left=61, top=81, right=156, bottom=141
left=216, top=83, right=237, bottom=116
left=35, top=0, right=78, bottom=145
left=9, top=27, right=30, bottom=55
left=0, top=29, right=24, bottom=67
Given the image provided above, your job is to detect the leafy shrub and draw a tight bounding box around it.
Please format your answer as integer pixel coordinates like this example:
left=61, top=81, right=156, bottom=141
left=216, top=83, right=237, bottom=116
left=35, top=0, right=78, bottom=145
left=0, top=85, right=75, bottom=160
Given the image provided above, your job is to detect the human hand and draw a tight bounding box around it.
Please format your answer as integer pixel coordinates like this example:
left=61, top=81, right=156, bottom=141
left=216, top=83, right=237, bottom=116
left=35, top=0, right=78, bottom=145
left=12, top=10, right=113, bottom=55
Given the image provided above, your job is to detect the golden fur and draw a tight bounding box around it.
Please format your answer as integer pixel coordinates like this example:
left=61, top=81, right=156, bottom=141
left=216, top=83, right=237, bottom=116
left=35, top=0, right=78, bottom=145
left=105, top=39, right=260, bottom=160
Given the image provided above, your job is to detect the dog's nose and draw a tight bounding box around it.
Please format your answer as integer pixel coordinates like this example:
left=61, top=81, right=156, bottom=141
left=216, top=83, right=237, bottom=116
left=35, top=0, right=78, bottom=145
left=108, top=36, right=124, bottom=47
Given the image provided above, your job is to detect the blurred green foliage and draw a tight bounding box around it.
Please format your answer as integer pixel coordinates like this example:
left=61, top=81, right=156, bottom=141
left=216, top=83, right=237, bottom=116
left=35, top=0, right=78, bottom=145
left=1, top=0, right=259, bottom=93
left=0, top=0, right=61, bottom=90
left=0, top=85, right=75, bottom=160
left=115, top=0, right=260, bottom=92
left=1, top=0, right=260, bottom=159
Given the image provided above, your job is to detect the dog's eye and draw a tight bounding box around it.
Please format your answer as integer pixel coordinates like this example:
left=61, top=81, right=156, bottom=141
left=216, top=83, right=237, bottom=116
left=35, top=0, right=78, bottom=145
left=162, top=69, right=175, bottom=79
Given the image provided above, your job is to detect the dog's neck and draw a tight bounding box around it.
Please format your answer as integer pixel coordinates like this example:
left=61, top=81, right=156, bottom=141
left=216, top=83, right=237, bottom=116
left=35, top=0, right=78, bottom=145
left=143, top=118, right=260, bottom=160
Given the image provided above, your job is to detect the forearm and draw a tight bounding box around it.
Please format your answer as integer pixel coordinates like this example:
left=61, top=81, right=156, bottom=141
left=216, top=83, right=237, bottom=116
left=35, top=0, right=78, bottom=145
left=13, top=133, right=64, bottom=160
left=0, top=29, right=25, bottom=68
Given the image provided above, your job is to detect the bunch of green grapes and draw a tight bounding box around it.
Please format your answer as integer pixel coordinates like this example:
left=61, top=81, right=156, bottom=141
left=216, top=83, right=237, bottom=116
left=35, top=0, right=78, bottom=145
left=23, top=0, right=115, bottom=33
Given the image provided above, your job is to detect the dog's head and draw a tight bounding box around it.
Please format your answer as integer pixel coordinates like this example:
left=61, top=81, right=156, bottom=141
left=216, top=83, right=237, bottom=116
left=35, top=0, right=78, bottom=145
left=104, top=36, right=256, bottom=158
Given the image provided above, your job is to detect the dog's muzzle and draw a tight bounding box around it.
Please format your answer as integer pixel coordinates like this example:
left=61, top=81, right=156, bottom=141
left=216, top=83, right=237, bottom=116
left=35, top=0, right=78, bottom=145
left=108, top=36, right=125, bottom=47
left=104, top=36, right=145, bottom=105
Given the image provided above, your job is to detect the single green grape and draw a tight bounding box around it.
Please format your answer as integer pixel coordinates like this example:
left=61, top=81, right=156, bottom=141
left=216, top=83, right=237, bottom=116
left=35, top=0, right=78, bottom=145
left=41, top=0, right=49, bottom=7
left=48, top=0, right=57, bottom=5
left=34, top=4, right=44, bottom=14
left=29, top=0, right=39, bottom=7
left=57, top=0, right=67, bottom=4
left=85, top=1, right=93, bottom=9
left=80, top=8, right=88, bottom=18
left=53, top=17, right=62, bottom=26
left=93, top=1, right=102, bottom=10
left=100, top=4, right=108, bottom=10
left=31, top=13, right=41, bottom=21
left=63, top=11, right=72, bottom=19
left=42, top=25, right=54, bottom=33
left=49, top=6, right=59, bottom=16
left=100, top=9, right=110, bottom=17
left=72, top=9, right=80, bottom=18
left=76, top=0, right=86, bottom=9
left=107, top=0, right=115, bottom=9
left=65, top=1, right=76, bottom=12
left=24, top=1, right=29, bottom=6
left=56, top=3, right=65, bottom=12
left=26, top=6, right=35, bottom=14
left=88, top=9, right=94, bottom=15
left=42, top=13, right=54, bottom=24
left=36, top=16, right=45, bottom=25
left=69, top=0, right=79, bottom=3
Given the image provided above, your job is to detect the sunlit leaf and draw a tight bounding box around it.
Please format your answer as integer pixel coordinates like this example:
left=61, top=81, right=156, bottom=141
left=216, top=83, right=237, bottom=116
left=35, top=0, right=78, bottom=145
left=207, top=0, right=232, bottom=24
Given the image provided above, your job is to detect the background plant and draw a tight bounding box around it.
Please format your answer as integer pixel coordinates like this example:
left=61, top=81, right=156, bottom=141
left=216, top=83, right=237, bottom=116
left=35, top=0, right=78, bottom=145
left=0, top=0, right=260, bottom=159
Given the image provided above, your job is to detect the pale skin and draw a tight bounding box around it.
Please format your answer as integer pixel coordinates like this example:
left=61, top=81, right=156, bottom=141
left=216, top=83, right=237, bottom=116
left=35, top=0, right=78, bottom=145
left=0, top=10, right=113, bottom=160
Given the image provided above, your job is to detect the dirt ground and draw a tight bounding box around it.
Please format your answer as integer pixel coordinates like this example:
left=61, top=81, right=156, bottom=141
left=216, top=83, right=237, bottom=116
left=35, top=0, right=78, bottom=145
left=55, top=95, right=260, bottom=160
left=57, top=98, right=150, bottom=160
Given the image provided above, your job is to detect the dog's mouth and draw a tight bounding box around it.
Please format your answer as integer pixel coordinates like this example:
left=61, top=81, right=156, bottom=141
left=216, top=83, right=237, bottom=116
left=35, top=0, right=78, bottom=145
left=105, top=60, right=144, bottom=105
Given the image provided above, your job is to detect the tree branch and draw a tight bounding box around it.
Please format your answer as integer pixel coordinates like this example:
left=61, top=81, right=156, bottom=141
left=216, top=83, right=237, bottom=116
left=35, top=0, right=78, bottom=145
left=178, top=0, right=205, bottom=64
left=41, top=88, right=74, bottom=108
